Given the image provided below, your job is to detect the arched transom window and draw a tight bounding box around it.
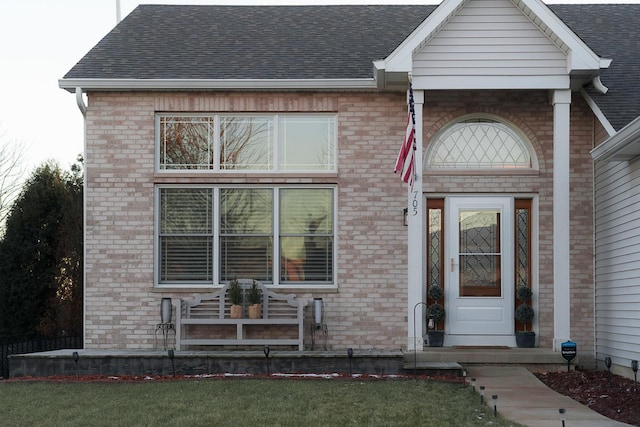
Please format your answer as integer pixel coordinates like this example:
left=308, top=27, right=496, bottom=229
left=425, top=116, right=537, bottom=170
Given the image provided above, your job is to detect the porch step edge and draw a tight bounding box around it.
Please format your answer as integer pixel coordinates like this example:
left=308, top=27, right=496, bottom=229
left=403, top=361, right=463, bottom=375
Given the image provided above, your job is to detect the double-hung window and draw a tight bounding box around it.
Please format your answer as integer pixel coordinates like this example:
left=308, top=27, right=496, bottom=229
left=156, top=112, right=337, bottom=288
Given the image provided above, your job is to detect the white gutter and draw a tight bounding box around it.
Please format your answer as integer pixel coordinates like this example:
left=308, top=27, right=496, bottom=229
left=59, top=78, right=379, bottom=92
left=591, top=76, right=608, bottom=94
left=591, top=116, right=640, bottom=161
left=75, top=87, right=87, bottom=116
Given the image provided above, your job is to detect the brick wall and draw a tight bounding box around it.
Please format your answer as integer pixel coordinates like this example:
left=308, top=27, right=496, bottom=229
left=83, top=90, right=595, bottom=352
left=423, top=90, right=595, bottom=352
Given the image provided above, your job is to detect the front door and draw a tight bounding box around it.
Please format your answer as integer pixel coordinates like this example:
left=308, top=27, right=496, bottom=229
left=445, top=196, right=515, bottom=346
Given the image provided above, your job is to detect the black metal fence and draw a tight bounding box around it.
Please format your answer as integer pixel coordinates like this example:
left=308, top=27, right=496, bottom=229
left=0, top=335, right=82, bottom=379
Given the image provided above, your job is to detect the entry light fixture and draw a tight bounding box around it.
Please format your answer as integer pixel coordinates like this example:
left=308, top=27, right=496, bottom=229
left=403, top=208, right=408, bottom=226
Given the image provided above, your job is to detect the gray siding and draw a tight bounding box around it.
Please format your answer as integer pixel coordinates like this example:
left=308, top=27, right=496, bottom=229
left=594, top=159, right=640, bottom=366
left=414, top=0, right=566, bottom=78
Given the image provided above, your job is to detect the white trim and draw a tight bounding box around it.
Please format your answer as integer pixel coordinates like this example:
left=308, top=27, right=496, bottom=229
left=154, top=184, right=339, bottom=290
left=412, top=75, right=570, bottom=90
left=513, top=0, right=606, bottom=72
left=155, top=113, right=338, bottom=173
left=380, top=0, right=607, bottom=86
left=385, top=0, right=465, bottom=73
left=424, top=113, right=540, bottom=171
left=580, top=88, right=616, bottom=139
left=59, top=78, right=378, bottom=92
left=552, top=89, right=571, bottom=350
left=591, top=116, right=640, bottom=162
left=407, top=90, right=425, bottom=351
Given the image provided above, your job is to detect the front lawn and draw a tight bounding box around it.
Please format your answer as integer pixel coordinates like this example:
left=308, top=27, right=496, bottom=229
left=0, top=377, right=522, bottom=426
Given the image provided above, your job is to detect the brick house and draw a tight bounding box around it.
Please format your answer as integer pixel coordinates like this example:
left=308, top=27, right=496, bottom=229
left=59, top=0, right=640, bottom=371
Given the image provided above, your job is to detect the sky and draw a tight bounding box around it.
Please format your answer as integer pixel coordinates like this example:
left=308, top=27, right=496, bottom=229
left=1, top=0, right=638, bottom=178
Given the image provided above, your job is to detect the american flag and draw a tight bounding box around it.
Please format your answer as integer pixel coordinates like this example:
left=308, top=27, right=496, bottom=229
left=394, top=82, right=416, bottom=188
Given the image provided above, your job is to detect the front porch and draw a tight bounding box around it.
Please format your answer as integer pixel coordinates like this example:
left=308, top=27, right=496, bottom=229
left=8, top=347, right=572, bottom=379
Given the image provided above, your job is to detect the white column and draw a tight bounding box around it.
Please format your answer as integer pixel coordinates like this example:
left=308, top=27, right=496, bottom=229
left=552, top=89, right=571, bottom=351
left=407, top=90, right=425, bottom=351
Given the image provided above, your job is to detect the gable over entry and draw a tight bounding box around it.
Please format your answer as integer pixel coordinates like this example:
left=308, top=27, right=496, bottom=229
left=375, top=0, right=610, bottom=91
left=391, top=0, right=608, bottom=351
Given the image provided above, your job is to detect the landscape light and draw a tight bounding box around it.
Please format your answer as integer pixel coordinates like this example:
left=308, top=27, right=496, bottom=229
left=72, top=351, right=79, bottom=378
left=559, top=408, right=566, bottom=427
left=491, top=395, right=498, bottom=417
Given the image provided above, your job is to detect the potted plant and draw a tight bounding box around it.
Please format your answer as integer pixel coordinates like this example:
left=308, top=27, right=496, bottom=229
left=229, top=278, right=243, bottom=319
left=515, top=285, right=535, bottom=347
left=247, top=280, right=262, bottom=319
left=426, top=284, right=445, bottom=347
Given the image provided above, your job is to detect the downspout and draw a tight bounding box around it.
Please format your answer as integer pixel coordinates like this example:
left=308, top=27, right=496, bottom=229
left=75, top=87, right=87, bottom=348
left=588, top=75, right=606, bottom=364
left=75, top=87, right=87, bottom=117
left=591, top=76, right=608, bottom=94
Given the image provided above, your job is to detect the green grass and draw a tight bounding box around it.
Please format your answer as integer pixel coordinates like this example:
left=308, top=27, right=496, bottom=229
left=0, top=378, right=523, bottom=426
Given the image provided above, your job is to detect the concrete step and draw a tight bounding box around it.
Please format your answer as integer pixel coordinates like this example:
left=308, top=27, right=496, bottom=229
left=404, top=348, right=574, bottom=373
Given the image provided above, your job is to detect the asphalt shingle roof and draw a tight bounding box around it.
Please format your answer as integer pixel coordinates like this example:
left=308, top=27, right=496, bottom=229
left=548, top=4, right=640, bottom=131
left=64, top=5, right=435, bottom=80
left=63, top=4, right=640, bottom=131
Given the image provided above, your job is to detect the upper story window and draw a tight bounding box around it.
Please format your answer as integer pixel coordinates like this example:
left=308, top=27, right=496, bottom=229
left=425, top=116, right=537, bottom=171
left=158, top=114, right=336, bottom=172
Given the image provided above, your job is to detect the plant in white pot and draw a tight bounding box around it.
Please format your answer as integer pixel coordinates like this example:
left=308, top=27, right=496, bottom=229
left=426, top=284, right=445, bottom=347
left=515, top=285, right=535, bottom=347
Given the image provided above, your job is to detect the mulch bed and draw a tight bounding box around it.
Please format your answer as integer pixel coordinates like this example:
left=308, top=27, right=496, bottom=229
left=536, top=369, right=640, bottom=426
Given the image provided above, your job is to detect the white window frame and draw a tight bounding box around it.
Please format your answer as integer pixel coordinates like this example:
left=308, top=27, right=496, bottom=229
left=424, top=114, right=539, bottom=173
left=154, top=184, right=338, bottom=289
left=155, top=113, right=338, bottom=173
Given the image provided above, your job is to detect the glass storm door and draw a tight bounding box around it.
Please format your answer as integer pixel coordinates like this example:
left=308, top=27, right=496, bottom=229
left=446, top=197, right=514, bottom=340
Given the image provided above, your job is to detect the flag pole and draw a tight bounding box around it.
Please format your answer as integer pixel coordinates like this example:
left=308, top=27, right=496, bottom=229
left=116, top=0, right=122, bottom=24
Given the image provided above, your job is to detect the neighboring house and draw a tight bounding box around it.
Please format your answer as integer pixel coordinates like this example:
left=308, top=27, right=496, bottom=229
left=591, top=118, right=640, bottom=378
left=59, top=0, right=640, bottom=375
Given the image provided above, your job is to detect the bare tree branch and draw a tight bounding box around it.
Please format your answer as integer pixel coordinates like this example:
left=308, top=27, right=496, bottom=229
left=0, top=126, right=26, bottom=233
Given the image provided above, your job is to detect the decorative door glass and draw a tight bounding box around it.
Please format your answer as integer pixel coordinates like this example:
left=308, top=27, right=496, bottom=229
left=458, top=209, right=501, bottom=297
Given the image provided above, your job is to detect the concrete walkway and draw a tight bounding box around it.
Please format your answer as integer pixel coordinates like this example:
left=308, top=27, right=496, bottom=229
left=467, top=366, right=635, bottom=427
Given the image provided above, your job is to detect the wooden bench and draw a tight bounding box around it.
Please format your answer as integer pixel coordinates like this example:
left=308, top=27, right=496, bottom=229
left=173, top=279, right=308, bottom=351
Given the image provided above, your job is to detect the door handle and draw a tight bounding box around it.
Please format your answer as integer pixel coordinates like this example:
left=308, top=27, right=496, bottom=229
left=450, top=257, right=455, bottom=272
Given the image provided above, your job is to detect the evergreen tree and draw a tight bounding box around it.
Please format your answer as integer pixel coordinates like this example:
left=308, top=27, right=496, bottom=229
left=0, top=158, right=83, bottom=338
